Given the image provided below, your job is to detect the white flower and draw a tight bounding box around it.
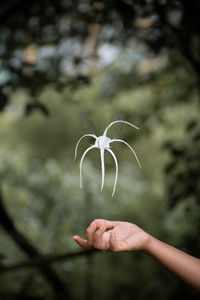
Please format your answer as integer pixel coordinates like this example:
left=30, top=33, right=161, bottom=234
left=74, top=120, right=141, bottom=197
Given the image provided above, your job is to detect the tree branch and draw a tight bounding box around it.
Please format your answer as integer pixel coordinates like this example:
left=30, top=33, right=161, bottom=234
left=0, top=249, right=97, bottom=273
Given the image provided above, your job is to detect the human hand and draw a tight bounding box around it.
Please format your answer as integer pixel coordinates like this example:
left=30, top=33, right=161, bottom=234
left=73, top=219, right=151, bottom=252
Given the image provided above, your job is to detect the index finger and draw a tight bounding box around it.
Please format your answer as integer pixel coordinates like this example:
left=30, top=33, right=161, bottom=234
left=73, top=235, right=88, bottom=248
left=93, top=219, right=117, bottom=230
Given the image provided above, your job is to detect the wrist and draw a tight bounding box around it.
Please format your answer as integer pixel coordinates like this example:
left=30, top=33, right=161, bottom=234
left=143, top=233, right=155, bottom=254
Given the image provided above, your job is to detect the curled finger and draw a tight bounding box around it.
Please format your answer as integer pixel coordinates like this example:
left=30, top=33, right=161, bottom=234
left=86, top=222, right=96, bottom=248
left=93, top=225, right=107, bottom=250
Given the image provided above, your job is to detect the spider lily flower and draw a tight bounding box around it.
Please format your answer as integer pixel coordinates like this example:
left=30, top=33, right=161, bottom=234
left=74, top=120, right=141, bottom=197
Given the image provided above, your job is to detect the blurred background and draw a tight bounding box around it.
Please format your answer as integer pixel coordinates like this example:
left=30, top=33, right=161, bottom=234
left=0, top=0, right=200, bottom=299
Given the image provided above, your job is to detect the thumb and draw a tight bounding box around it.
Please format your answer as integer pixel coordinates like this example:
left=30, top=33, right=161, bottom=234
left=109, top=232, right=118, bottom=252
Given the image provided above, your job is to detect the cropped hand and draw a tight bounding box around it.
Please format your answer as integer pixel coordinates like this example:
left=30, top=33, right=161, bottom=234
left=73, top=219, right=150, bottom=252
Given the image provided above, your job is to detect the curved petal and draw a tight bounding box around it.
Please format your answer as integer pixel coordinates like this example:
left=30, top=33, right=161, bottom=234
left=107, top=148, right=118, bottom=197
left=80, top=145, right=97, bottom=188
left=110, top=139, right=142, bottom=169
left=74, top=134, right=97, bottom=160
left=100, top=148, right=105, bottom=192
left=103, top=120, right=139, bottom=137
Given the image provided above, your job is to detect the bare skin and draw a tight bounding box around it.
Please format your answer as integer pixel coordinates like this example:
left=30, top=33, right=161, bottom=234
left=73, top=219, right=200, bottom=290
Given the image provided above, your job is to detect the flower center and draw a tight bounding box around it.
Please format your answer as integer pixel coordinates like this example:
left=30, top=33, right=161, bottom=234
left=95, top=136, right=111, bottom=149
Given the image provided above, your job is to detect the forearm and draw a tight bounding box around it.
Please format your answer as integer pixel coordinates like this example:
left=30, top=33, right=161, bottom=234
left=146, top=236, right=200, bottom=290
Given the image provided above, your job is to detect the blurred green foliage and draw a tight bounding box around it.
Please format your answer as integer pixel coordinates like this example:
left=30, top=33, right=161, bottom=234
left=0, top=52, right=200, bottom=299
left=0, top=1, right=200, bottom=299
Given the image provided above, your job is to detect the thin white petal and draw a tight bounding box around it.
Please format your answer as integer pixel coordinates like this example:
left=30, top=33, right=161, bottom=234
left=100, top=148, right=105, bottom=191
left=74, top=134, right=97, bottom=160
left=80, top=145, right=97, bottom=188
left=103, top=120, right=139, bottom=137
left=107, top=148, right=118, bottom=197
left=110, top=139, right=142, bottom=169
